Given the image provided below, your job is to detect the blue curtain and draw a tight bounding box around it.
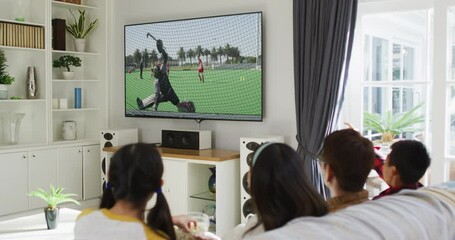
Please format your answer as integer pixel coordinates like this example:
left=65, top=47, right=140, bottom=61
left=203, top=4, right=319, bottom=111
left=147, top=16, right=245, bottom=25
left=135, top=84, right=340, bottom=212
left=293, top=0, right=358, bottom=198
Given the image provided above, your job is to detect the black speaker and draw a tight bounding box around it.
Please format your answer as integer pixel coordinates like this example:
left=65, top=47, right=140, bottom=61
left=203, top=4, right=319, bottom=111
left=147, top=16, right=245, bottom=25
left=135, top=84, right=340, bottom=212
left=161, top=130, right=211, bottom=150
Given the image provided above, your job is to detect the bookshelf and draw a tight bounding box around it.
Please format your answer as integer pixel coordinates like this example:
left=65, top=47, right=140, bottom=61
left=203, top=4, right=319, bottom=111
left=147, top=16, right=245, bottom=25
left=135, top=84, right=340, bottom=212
left=0, top=0, right=108, bottom=148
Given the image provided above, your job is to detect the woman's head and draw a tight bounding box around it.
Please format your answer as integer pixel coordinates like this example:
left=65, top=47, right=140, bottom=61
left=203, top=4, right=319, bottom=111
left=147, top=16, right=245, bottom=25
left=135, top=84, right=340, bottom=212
left=249, top=143, right=328, bottom=231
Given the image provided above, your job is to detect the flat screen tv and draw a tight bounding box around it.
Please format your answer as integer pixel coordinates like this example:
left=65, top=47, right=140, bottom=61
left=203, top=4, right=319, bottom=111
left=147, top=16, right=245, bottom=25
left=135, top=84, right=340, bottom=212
left=124, top=12, right=263, bottom=121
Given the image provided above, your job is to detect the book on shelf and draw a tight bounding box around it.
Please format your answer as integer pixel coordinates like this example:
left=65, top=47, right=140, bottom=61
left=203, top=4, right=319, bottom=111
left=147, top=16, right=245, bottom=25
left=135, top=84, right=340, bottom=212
left=0, top=21, right=44, bottom=49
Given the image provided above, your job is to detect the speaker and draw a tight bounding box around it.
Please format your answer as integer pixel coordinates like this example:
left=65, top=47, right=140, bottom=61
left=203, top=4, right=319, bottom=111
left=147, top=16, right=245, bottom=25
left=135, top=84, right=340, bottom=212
left=240, top=136, right=284, bottom=223
left=100, top=129, right=139, bottom=192
left=161, top=130, right=211, bottom=150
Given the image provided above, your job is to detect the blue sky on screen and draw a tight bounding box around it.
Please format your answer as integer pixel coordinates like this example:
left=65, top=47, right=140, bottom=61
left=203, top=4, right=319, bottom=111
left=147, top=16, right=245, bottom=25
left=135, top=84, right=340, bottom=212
left=125, top=12, right=262, bottom=59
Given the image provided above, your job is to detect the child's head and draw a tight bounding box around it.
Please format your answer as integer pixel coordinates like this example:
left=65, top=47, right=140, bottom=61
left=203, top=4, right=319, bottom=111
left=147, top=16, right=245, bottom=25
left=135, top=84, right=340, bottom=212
left=249, top=143, right=327, bottom=232
left=384, top=140, right=430, bottom=187
left=100, top=143, right=175, bottom=239
left=321, top=129, right=375, bottom=193
left=104, top=143, right=162, bottom=205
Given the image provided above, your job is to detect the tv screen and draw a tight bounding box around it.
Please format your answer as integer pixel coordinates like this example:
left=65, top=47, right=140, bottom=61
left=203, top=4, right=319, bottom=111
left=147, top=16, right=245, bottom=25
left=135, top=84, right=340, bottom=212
left=124, top=12, right=263, bottom=121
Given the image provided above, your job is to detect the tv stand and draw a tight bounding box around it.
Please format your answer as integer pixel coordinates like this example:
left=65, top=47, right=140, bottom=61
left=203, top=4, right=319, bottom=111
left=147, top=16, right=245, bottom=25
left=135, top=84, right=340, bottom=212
left=103, top=147, right=240, bottom=237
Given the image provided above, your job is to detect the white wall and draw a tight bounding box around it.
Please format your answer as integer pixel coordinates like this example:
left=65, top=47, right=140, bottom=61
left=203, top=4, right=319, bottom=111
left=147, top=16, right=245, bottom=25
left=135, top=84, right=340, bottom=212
left=109, top=0, right=296, bottom=151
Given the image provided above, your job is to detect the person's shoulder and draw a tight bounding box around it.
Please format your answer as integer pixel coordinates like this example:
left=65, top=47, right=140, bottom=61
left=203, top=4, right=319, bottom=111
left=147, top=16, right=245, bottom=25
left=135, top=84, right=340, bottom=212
left=76, top=208, right=96, bottom=221
left=142, top=224, right=168, bottom=240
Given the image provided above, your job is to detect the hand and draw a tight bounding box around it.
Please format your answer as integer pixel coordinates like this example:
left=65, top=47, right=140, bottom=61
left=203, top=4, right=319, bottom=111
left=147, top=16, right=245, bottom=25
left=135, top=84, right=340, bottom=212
left=172, top=215, right=196, bottom=233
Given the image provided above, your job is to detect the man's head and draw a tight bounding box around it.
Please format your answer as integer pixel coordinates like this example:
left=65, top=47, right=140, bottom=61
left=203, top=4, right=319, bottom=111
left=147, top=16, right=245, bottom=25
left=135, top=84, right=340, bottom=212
left=321, top=129, right=375, bottom=193
left=383, top=140, right=430, bottom=187
left=156, top=39, right=164, bottom=53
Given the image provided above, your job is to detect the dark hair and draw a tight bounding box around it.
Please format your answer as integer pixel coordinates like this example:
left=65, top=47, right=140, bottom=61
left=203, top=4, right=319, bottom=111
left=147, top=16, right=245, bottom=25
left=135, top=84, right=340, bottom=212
left=388, top=140, right=430, bottom=184
left=99, top=143, right=175, bottom=239
left=322, top=129, right=375, bottom=192
left=248, top=143, right=328, bottom=233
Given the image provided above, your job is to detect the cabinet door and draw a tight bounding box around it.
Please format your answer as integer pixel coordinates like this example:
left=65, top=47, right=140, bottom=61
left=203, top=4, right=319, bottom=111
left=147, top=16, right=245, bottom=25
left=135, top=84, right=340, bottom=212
left=162, top=158, right=188, bottom=215
left=29, top=149, right=58, bottom=209
left=83, top=145, right=101, bottom=199
left=0, top=152, right=28, bottom=215
left=57, top=147, right=83, bottom=201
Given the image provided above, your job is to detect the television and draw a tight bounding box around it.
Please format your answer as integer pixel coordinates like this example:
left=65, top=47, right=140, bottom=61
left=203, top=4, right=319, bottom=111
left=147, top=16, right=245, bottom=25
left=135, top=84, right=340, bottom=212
left=124, top=12, right=263, bottom=121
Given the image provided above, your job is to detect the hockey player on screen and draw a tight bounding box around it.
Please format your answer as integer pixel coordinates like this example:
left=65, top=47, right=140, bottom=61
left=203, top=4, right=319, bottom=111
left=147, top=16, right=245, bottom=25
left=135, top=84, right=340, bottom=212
left=136, top=34, right=195, bottom=113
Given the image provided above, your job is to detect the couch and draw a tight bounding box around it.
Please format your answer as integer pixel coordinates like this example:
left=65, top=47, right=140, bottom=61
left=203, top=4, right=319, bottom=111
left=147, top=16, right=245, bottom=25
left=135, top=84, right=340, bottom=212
left=247, top=183, right=455, bottom=240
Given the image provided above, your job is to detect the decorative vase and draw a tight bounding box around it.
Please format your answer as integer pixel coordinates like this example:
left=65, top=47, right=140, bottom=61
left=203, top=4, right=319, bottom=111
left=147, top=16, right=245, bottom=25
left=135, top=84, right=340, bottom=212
left=26, top=66, right=37, bottom=99
left=208, top=167, right=216, bottom=195
left=44, top=207, right=59, bottom=230
left=62, top=71, right=75, bottom=80
left=0, top=84, right=8, bottom=100
left=0, top=112, right=25, bottom=145
left=74, top=38, right=86, bottom=52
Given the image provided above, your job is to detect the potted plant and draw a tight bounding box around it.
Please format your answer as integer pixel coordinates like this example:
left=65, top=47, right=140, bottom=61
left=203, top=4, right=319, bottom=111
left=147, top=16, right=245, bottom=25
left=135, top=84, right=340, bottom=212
left=53, top=55, right=82, bottom=80
left=66, top=9, right=98, bottom=52
left=363, top=103, right=425, bottom=145
left=29, top=185, right=80, bottom=229
left=0, top=49, right=15, bottom=99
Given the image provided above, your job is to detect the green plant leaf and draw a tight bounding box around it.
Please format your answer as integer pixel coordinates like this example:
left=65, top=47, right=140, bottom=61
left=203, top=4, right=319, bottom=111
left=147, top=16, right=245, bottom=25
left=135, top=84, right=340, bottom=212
left=66, top=9, right=97, bottom=39
left=29, top=185, right=80, bottom=208
left=363, top=103, right=425, bottom=142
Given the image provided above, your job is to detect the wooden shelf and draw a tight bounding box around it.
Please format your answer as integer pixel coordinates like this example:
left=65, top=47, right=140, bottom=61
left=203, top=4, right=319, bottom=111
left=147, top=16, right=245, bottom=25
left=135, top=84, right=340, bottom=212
left=103, top=147, right=240, bottom=162
left=52, top=79, right=99, bottom=82
left=52, top=1, right=98, bottom=10
left=0, top=45, right=45, bottom=52
left=52, top=50, right=99, bottom=56
left=0, top=19, right=45, bottom=27
left=189, top=191, right=216, bottom=201
left=53, top=108, right=99, bottom=112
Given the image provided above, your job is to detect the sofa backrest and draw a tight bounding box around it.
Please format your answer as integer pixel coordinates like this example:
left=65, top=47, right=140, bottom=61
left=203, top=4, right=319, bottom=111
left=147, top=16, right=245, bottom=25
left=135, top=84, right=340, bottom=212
left=247, top=185, right=455, bottom=240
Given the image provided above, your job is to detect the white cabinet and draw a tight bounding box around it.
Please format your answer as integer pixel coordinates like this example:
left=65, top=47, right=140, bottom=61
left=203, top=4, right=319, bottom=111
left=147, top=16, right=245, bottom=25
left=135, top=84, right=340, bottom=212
left=28, top=149, right=58, bottom=209
left=0, top=143, right=100, bottom=215
left=0, top=0, right=108, bottom=149
left=159, top=149, right=240, bottom=238
left=83, top=144, right=101, bottom=199
left=0, top=152, right=28, bottom=215
left=57, top=146, right=83, bottom=201
left=162, top=159, right=188, bottom=215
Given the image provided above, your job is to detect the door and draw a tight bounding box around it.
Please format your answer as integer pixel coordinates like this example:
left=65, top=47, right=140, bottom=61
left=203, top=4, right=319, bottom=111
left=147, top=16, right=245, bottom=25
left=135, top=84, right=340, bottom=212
left=57, top=147, right=83, bottom=201
left=0, top=152, right=28, bottom=215
left=83, top=145, right=101, bottom=199
left=28, top=149, right=58, bottom=209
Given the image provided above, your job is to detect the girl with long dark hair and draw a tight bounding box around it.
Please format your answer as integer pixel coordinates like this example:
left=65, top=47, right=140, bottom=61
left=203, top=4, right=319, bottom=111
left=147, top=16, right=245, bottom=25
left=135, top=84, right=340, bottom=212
left=75, top=143, right=176, bottom=239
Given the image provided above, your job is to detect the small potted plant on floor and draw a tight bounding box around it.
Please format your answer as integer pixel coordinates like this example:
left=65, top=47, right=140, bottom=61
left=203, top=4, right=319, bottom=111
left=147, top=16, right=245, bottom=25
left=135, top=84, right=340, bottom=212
left=29, top=185, right=80, bottom=229
left=0, top=49, right=15, bottom=99
left=66, top=9, right=98, bottom=52
left=53, top=55, right=82, bottom=80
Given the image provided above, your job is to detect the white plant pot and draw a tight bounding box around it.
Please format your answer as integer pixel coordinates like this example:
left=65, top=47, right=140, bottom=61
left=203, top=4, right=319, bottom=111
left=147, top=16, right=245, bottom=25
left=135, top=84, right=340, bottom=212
left=74, top=38, right=86, bottom=52
left=0, top=84, right=8, bottom=100
left=62, top=72, right=75, bottom=80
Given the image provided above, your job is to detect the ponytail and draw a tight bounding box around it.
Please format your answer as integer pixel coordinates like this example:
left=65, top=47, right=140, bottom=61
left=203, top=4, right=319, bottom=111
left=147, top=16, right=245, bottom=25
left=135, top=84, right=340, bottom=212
left=99, top=184, right=116, bottom=209
left=147, top=191, right=176, bottom=240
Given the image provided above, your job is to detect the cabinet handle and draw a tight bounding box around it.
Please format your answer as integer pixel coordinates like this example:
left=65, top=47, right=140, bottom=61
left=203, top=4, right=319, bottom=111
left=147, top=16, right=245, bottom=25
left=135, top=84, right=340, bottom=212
left=32, top=154, right=36, bottom=158
left=87, top=149, right=90, bottom=153
left=78, top=150, right=82, bottom=153
left=22, top=155, right=26, bottom=159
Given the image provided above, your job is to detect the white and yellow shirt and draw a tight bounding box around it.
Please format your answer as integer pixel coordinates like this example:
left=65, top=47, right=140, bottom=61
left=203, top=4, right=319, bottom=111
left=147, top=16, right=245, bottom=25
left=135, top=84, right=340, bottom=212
left=74, top=209, right=167, bottom=240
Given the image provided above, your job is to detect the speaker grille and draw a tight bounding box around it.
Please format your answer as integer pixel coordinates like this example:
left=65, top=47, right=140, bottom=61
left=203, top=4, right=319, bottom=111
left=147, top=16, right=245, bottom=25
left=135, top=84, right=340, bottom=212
left=161, top=130, right=201, bottom=149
